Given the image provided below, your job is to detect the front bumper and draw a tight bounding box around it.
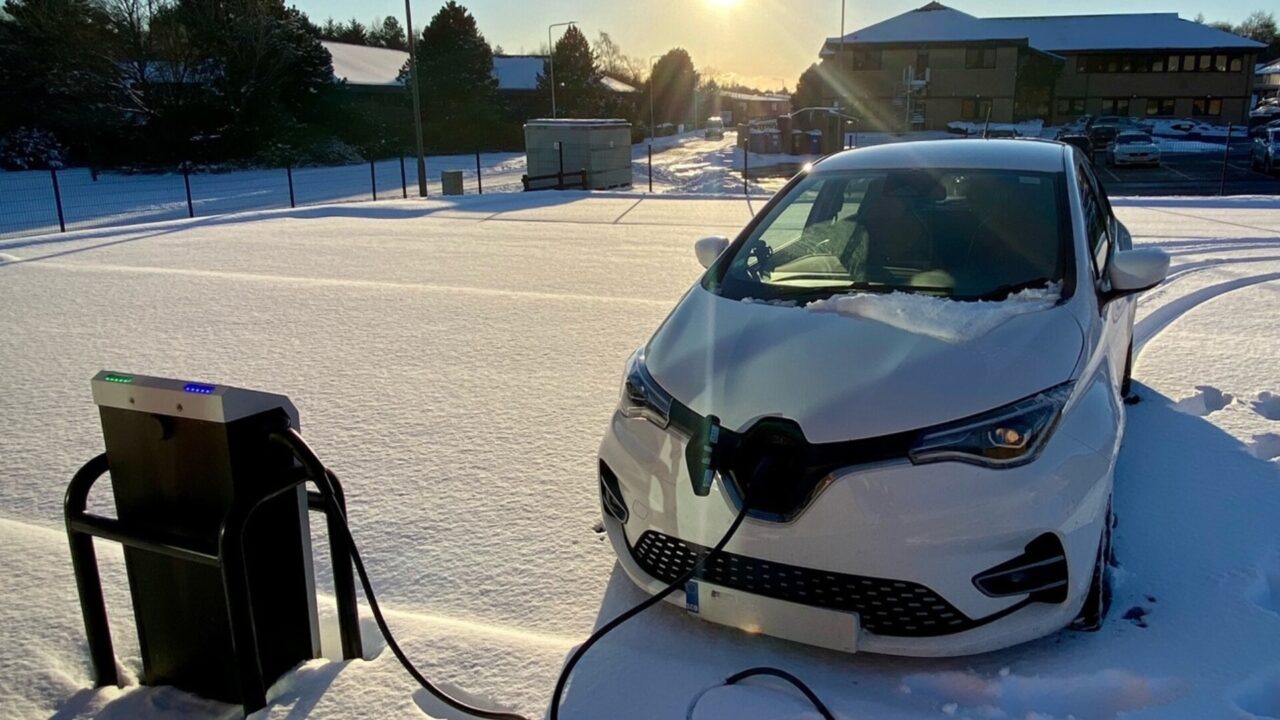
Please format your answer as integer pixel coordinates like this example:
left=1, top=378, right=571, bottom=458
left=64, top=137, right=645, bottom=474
left=1113, top=152, right=1160, bottom=165
left=597, top=385, right=1120, bottom=657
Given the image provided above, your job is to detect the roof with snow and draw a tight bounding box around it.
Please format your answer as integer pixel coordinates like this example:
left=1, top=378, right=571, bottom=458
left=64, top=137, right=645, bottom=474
left=323, top=41, right=406, bottom=87
left=719, top=90, right=790, bottom=103
left=822, top=3, right=1265, bottom=54
left=600, top=76, right=637, bottom=93
left=1259, top=59, right=1280, bottom=76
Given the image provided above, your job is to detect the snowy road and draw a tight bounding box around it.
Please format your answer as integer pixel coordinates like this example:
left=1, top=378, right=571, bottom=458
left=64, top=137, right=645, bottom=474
left=1, top=194, right=1280, bottom=719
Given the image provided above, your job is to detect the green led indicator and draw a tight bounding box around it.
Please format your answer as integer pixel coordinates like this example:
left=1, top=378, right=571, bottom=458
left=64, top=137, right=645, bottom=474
left=103, top=373, right=134, bottom=384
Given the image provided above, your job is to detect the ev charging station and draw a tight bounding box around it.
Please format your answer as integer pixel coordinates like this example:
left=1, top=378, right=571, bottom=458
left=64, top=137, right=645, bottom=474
left=65, top=371, right=363, bottom=713
left=63, top=371, right=836, bottom=720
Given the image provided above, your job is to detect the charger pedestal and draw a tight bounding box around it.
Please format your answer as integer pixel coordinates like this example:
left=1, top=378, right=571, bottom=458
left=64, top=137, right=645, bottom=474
left=65, top=371, right=363, bottom=713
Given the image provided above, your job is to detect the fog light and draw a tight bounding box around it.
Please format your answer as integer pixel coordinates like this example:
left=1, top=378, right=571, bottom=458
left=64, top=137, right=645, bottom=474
left=973, top=534, right=1068, bottom=601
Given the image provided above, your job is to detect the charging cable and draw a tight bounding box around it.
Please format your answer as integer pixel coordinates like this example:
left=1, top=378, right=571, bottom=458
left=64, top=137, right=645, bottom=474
left=278, top=428, right=834, bottom=720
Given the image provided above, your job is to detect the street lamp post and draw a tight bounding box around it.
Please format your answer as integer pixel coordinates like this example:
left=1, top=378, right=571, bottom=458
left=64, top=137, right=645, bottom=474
left=404, top=0, right=427, bottom=197
left=547, top=21, right=577, bottom=118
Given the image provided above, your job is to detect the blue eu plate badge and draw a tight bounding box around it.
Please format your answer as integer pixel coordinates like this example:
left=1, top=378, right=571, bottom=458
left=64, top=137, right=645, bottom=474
left=685, top=580, right=700, bottom=613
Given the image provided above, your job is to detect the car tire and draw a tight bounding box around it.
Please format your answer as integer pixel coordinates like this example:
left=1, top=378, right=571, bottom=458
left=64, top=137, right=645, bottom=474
left=1072, top=497, right=1113, bottom=632
left=1121, top=340, right=1134, bottom=399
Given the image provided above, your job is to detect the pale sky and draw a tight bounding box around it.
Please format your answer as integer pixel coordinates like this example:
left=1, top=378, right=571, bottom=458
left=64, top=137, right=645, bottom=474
left=295, top=0, right=1268, bottom=90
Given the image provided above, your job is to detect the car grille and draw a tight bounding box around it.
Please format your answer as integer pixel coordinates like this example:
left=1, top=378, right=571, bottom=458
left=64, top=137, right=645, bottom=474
left=630, top=530, right=982, bottom=637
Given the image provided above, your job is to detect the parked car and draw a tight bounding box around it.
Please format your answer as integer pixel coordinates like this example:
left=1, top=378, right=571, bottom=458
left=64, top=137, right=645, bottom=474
left=1253, top=128, right=1280, bottom=175
left=1250, top=118, right=1280, bottom=139
left=1057, top=133, right=1093, bottom=157
left=598, top=139, right=1170, bottom=657
left=984, top=127, right=1019, bottom=138
left=1107, top=132, right=1161, bottom=167
left=1088, top=123, right=1119, bottom=150
left=705, top=116, right=726, bottom=140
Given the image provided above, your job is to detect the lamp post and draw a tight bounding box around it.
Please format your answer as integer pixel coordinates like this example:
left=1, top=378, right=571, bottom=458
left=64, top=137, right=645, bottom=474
left=404, top=0, right=426, bottom=197
left=547, top=21, right=577, bottom=118
left=649, top=54, right=663, bottom=141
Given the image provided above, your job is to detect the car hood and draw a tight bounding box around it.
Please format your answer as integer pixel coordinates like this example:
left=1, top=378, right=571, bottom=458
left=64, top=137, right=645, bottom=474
left=646, top=286, right=1084, bottom=443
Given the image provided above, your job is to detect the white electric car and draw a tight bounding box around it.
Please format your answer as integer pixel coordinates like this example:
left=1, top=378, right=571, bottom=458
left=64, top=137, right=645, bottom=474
left=597, top=139, right=1170, bottom=657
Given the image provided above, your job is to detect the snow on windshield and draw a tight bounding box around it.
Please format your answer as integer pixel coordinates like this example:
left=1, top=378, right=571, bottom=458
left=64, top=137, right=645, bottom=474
left=805, top=282, right=1062, bottom=342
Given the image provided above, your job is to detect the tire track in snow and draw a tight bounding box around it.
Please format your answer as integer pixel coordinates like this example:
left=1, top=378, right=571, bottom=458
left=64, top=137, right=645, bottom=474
left=1134, top=271, right=1280, bottom=356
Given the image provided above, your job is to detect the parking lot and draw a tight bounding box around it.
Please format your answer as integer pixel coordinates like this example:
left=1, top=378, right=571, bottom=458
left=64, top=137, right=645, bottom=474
left=1091, top=147, right=1278, bottom=196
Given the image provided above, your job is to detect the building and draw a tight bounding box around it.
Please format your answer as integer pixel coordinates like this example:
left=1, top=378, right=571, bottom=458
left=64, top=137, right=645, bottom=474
left=1257, top=59, right=1280, bottom=107
left=709, top=90, right=791, bottom=123
left=818, top=3, right=1265, bottom=131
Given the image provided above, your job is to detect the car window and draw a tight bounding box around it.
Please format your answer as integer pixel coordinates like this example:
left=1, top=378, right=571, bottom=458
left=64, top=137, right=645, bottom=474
left=709, top=168, right=1068, bottom=303
left=1077, top=162, right=1112, bottom=279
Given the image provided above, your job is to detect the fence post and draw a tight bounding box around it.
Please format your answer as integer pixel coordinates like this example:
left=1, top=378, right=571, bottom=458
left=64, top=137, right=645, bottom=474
left=370, top=160, right=377, bottom=201
left=286, top=166, right=296, bottom=208
left=557, top=143, right=564, bottom=189
left=400, top=156, right=408, bottom=199
left=50, top=168, right=66, bottom=233
left=182, top=166, right=194, bottom=218
left=1218, top=124, right=1232, bottom=197
left=648, top=144, right=653, bottom=193
left=743, top=145, right=749, bottom=196
left=476, top=151, right=483, bottom=195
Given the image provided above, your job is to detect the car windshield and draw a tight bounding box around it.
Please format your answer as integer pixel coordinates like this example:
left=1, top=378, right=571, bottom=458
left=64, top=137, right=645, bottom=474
left=711, top=168, right=1068, bottom=303
left=1117, top=134, right=1152, bottom=145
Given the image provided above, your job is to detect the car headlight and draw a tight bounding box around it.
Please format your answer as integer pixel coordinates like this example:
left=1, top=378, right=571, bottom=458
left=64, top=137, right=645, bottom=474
left=909, top=383, right=1074, bottom=468
left=619, top=348, right=672, bottom=429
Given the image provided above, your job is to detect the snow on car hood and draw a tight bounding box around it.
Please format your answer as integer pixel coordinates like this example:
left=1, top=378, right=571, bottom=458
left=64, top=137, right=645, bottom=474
left=645, top=285, right=1083, bottom=443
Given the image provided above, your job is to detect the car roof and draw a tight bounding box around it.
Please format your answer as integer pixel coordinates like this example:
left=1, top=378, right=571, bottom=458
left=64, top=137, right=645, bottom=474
left=815, top=139, right=1067, bottom=173
left=1117, top=130, right=1150, bottom=137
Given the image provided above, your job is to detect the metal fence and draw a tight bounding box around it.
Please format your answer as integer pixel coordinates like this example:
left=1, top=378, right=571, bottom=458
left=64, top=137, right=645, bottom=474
left=0, top=154, right=498, bottom=240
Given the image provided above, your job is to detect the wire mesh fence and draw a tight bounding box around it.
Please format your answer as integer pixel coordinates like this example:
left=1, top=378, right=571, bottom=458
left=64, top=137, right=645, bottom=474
left=0, top=153, right=512, bottom=241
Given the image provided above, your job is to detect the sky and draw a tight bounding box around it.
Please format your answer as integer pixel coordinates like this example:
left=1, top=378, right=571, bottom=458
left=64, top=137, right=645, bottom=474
left=294, top=0, right=1268, bottom=90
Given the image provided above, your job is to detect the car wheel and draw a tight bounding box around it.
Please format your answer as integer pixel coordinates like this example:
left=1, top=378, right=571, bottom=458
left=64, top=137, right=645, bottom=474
left=1072, top=497, right=1113, bottom=632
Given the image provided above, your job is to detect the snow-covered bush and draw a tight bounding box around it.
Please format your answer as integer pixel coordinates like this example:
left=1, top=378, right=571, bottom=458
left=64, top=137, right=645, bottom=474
left=256, top=137, right=365, bottom=168
left=0, top=128, right=66, bottom=170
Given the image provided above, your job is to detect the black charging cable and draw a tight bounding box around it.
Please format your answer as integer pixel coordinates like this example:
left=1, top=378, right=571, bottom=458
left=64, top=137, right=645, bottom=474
left=548, top=472, right=837, bottom=720
left=276, top=428, right=531, bottom=720
left=279, top=428, right=835, bottom=720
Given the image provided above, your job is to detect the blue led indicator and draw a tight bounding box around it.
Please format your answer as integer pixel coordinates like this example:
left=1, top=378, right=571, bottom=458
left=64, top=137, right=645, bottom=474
left=183, top=383, right=216, bottom=394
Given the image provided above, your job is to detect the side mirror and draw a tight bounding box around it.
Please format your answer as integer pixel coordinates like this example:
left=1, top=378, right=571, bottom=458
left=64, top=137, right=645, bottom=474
left=694, top=236, right=730, bottom=269
left=1107, top=248, right=1170, bottom=295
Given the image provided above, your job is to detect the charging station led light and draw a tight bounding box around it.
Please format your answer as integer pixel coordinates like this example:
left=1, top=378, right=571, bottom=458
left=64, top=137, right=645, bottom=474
left=103, top=373, right=134, bottom=384
left=183, top=383, right=216, bottom=394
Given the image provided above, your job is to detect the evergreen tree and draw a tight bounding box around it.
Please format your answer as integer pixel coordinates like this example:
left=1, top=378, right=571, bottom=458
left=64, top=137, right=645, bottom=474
left=792, top=64, right=827, bottom=116
left=648, top=48, right=696, bottom=126
left=0, top=0, right=123, bottom=164
left=410, top=1, right=499, bottom=150
left=334, top=17, right=367, bottom=45
left=369, top=15, right=406, bottom=50
left=538, top=25, right=602, bottom=118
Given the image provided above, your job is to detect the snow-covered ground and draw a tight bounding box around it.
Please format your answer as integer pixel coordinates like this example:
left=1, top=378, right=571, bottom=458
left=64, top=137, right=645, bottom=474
left=0, top=133, right=784, bottom=240
left=2, top=193, right=1280, bottom=719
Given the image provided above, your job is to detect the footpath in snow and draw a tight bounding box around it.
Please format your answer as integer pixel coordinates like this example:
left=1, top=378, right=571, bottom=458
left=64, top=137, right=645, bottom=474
left=1, top=193, right=1280, bottom=719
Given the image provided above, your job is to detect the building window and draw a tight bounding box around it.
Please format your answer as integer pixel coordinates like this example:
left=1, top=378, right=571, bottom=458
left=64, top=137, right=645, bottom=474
left=1056, top=97, right=1086, bottom=116
left=849, top=49, right=881, bottom=70
left=965, top=47, right=997, bottom=69
left=1146, top=98, right=1176, bottom=116
left=1214, top=54, right=1227, bottom=72
left=1192, top=97, right=1222, bottom=116
left=1229, top=56, right=1243, bottom=72
left=961, top=97, right=992, bottom=119
left=1101, top=98, right=1131, bottom=116
left=1167, top=55, right=1181, bottom=72
left=1150, top=56, right=1166, bottom=72
left=914, top=51, right=929, bottom=80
